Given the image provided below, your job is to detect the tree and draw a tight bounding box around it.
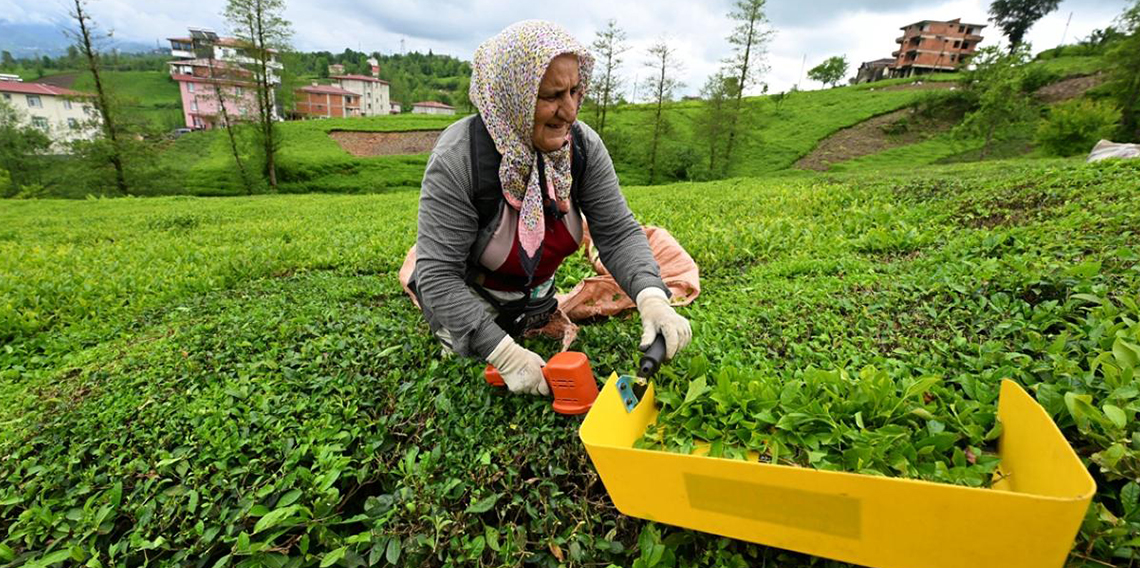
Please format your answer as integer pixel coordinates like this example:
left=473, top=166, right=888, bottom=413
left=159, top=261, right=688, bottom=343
left=644, top=38, right=683, bottom=184
left=0, top=99, right=53, bottom=197
left=67, top=0, right=130, bottom=196
left=591, top=19, right=628, bottom=141
left=0, top=51, right=14, bottom=69
left=225, top=0, right=292, bottom=191
left=722, top=0, right=772, bottom=173
left=696, top=72, right=737, bottom=177
left=954, top=46, right=1036, bottom=159
left=196, top=39, right=255, bottom=194
left=1106, top=0, right=1140, bottom=140
left=988, top=0, right=1061, bottom=52
left=808, top=55, right=849, bottom=88
left=316, top=55, right=329, bottom=78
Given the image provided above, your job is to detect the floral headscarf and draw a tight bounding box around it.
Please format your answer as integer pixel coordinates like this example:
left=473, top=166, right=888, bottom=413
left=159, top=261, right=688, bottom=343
left=469, top=20, right=595, bottom=284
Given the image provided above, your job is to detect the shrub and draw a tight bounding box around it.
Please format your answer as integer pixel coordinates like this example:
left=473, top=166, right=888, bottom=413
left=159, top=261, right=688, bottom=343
left=1021, top=65, right=1062, bottom=94
left=1035, top=99, right=1120, bottom=156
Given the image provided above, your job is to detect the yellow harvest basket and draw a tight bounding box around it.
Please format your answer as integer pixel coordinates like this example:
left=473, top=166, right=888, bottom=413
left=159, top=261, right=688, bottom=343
left=579, top=375, right=1095, bottom=568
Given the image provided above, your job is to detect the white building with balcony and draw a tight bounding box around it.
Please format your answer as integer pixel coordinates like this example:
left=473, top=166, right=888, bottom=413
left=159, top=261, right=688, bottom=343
left=0, top=77, right=99, bottom=150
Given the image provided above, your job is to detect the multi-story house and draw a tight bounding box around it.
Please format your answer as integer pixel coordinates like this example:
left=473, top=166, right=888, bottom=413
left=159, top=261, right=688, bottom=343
left=167, top=28, right=282, bottom=130
left=331, top=75, right=391, bottom=116
left=411, top=101, right=456, bottom=115
left=891, top=18, right=985, bottom=78
left=0, top=76, right=100, bottom=149
left=294, top=83, right=361, bottom=118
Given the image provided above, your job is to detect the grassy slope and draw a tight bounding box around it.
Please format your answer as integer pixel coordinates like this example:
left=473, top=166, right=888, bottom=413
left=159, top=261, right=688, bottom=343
left=826, top=55, right=1108, bottom=172
left=2, top=158, right=1138, bottom=566
left=71, top=70, right=184, bottom=130
left=160, top=113, right=463, bottom=195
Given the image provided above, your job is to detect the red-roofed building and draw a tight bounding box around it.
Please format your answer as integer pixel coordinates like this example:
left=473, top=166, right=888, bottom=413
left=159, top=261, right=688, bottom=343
left=0, top=77, right=100, bottom=147
left=294, top=83, right=362, bottom=118
left=330, top=74, right=391, bottom=116
left=411, top=101, right=456, bottom=115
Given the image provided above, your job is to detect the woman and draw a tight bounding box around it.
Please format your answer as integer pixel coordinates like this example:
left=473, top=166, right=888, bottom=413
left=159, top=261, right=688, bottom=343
left=409, top=20, right=691, bottom=396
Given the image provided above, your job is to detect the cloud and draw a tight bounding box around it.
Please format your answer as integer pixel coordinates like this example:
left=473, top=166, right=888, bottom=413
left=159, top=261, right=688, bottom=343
left=5, top=0, right=1125, bottom=95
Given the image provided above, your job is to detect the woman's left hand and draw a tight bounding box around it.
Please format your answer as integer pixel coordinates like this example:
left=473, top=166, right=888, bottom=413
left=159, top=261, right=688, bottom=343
left=636, top=287, right=692, bottom=360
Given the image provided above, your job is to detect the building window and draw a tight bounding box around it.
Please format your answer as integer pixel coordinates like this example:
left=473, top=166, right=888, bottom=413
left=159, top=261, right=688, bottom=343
left=961, top=42, right=970, bottom=50
left=235, top=86, right=243, bottom=96
left=68, top=118, right=79, bottom=129
left=953, top=41, right=961, bottom=48
left=2, top=93, right=9, bottom=101
left=64, top=99, right=73, bottom=109
left=32, top=116, right=49, bottom=130
left=187, top=82, right=195, bottom=93
left=26, top=95, right=42, bottom=108
left=345, top=96, right=352, bottom=106
left=192, top=99, right=198, bottom=111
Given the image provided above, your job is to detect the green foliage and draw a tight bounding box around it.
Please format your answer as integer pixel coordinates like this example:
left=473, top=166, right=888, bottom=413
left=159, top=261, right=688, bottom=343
left=1, top=159, right=1139, bottom=566
left=1036, top=98, right=1120, bottom=156
left=1105, top=0, right=1140, bottom=141
left=807, top=55, right=849, bottom=88
left=292, top=49, right=471, bottom=110
left=0, top=99, right=53, bottom=197
left=988, top=0, right=1062, bottom=48
left=71, top=71, right=184, bottom=132
left=954, top=46, right=1038, bottom=159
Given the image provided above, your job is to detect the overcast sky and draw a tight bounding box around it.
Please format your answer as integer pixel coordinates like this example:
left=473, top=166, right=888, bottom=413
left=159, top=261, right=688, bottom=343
left=3, top=0, right=1127, bottom=96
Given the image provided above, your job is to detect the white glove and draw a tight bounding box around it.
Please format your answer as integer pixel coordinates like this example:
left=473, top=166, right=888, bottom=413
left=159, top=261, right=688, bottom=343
left=486, top=336, right=550, bottom=396
left=636, top=287, right=692, bottom=360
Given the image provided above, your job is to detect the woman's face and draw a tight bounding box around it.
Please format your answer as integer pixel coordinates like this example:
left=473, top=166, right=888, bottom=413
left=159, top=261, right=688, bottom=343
left=532, top=54, right=582, bottom=153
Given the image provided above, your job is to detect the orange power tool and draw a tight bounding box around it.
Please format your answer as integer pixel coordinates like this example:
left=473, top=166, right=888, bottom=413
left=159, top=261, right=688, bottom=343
left=484, top=334, right=668, bottom=415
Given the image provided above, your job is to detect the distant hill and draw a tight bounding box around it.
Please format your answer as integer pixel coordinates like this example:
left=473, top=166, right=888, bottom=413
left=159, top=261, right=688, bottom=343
left=0, top=19, right=156, bottom=58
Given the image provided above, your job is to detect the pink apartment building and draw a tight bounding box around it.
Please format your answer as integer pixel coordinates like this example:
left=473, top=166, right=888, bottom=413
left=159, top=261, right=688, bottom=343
left=167, top=28, right=281, bottom=130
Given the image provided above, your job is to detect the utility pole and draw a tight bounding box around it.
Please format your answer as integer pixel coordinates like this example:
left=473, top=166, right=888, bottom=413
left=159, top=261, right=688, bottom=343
left=1059, top=12, right=1073, bottom=47
left=796, top=54, right=806, bottom=90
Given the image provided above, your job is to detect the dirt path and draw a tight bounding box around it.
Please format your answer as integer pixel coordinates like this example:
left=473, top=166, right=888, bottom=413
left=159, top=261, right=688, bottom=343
left=329, top=130, right=443, bottom=156
left=795, top=109, right=952, bottom=171
left=1035, top=73, right=1106, bottom=103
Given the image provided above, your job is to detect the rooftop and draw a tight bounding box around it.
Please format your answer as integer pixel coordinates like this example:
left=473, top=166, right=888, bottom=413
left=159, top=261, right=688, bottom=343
left=413, top=101, right=455, bottom=109
left=0, top=80, right=89, bottom=97
left=331, top=74, right=390, bottom=85
left=300, top=84, right=359, bottom=96
left=899, top=18, right=987, bottom=30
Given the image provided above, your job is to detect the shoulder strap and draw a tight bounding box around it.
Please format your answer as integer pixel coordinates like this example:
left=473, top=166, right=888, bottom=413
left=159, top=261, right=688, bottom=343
left=469, top=114, right=504, bottom=230
left=570, top=123, right=587, bottom=201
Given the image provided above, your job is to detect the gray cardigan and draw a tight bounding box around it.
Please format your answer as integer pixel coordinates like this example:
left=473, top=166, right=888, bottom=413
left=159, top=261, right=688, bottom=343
left=412, top=116, right=666, bottom=359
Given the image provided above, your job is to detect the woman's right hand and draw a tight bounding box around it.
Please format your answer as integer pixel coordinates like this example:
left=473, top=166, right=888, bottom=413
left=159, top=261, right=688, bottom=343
left=487, top=336, right=550, bottom=396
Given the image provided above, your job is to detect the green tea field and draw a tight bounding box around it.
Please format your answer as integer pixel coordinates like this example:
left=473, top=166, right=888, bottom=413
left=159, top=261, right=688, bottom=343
left=2, top=157, right=1138, bottom=567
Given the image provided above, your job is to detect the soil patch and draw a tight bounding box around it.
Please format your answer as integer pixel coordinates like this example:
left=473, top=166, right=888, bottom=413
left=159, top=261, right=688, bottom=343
left=795, top=108, right=952, bottom=171
left=329, top=130, right=443, bottom=156
left=33, top=73, right=79, bottom=89
left=1035, top=73, right=1106, bottom=103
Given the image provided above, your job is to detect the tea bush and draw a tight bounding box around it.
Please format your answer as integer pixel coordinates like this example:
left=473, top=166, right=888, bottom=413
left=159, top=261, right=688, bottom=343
left=1, top=158, right=1138, bottom=567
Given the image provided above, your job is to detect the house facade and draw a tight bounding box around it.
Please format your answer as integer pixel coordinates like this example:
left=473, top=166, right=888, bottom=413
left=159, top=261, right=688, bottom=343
left=331, top=75, right=391, bottom=116
left=0, top=77, right=99, bottom=148
left=167, top=28, right=282, bottom=129
left=891, top=18, right=985, bottom=77
left=294, top=84, right=361, bottom=118
left=853, top=58, right=896, bottom=84
left=411, top=101, right=456, bottom=115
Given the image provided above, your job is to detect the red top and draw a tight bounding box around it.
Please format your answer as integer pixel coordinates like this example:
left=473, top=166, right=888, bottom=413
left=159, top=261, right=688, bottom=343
left=481, top=206, right=580, bottom=291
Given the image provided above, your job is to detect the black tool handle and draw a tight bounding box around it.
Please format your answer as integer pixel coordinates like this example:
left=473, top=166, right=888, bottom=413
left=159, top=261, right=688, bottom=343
left=638, top=333, right=667, bottom=379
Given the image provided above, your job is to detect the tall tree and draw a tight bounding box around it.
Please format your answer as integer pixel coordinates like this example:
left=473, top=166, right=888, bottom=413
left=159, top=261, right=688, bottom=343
left=953, top=46, right=1036, bottom=159
left=696, top=72, right=736, bottom=177
left=225, top=0, right=292, bottom=191
left=0, top=99, right=53, bottom=197
left=644, top=38, right=683, bottom=184
left=722, top=0, right=773, bottom=172
left=988, top=0, right=1061, bottom=52
left=808, top=55, right=849, bottom=88
left=590, top=19, right=628, bottom=141
left=1107, top=0, right=1140, bottom=140
left=196, top=40, right=255, bottom=195
left=67, top=0, right=129, bottom=196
